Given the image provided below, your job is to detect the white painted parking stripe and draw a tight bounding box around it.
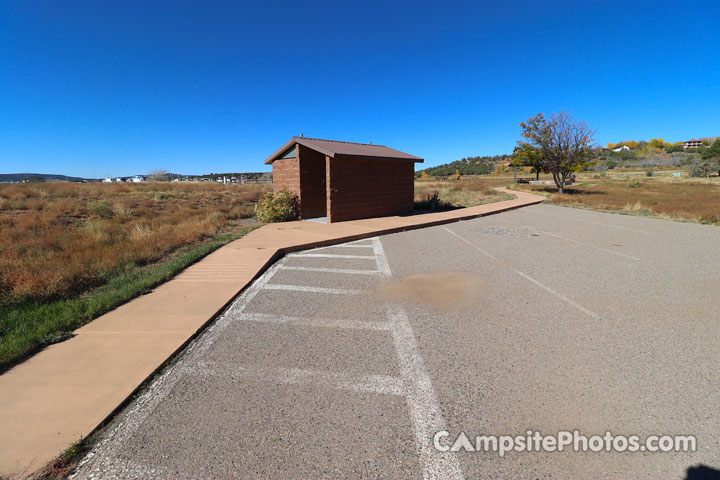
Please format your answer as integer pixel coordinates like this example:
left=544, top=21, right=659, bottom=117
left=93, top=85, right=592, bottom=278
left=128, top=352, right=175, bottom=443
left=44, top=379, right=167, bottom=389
left=372, top=237, right=393, bottom=277
left=522, top=208, right=656, bottom=235
left=281, top=265, right=382, bottom=275
left=442, top=227, right=500, bottom=261
left=270, top=367, right=404, bottom=396
left=239, top=312, right=392, bottom=331
left=263, top=284, right=361, bottom=294
left=186, top=362, right=405, bottom=397
left=515, top=271, right=599, bottom=319
left=540, top=230, right=640, bottom=261
left=373, top=236, right=465, bottom=480
left=289, top=253, right=376, bottom=259
left=442, top=226, right=600, bottom=320
left=502, top=219, right=641, bottom=261
left=388, top=308, right=465, bottom=480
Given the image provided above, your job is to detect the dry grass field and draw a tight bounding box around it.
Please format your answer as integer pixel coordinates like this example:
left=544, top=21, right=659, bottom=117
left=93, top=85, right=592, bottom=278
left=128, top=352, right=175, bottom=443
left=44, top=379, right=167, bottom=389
left=0, top=182, right=268, bottom=306
left=0, top=181, right=269, bottom=369
left=414, top=176, right=511, bottom=209
left=514, top=173, right=720, bottom=225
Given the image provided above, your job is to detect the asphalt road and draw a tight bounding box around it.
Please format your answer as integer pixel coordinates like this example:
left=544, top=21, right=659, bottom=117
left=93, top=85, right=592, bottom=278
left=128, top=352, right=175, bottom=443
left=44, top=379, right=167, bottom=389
left=72, top=204, right=720, bottom=479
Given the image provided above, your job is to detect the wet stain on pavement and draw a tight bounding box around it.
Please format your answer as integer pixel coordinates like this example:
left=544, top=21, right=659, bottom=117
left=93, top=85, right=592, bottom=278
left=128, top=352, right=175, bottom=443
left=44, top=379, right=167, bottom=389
left=375, top=272, right=483, bottom=309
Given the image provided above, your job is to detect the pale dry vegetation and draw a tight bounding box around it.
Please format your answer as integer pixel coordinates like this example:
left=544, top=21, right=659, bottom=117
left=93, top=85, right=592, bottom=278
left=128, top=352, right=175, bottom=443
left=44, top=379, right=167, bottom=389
left=0, top=181, right=270, bottom=369
left=516, top=175, right=720, bottom=224
left=414, top=176, right=511, bottom=210
left=0, top=182, right=269, bottom=307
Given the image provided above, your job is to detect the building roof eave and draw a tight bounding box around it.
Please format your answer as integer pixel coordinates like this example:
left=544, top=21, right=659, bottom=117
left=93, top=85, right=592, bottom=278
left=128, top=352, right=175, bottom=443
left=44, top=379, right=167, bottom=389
left=333, top=153, right=424, bottom=163
left=265, top=136, right=423, bottom=164
left=264, top=138, right=297, bottom=165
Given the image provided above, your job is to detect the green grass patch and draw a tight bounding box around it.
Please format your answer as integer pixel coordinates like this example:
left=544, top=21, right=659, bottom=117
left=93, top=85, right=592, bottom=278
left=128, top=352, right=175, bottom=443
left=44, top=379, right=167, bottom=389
left=0, top=226, right=257, bottom=372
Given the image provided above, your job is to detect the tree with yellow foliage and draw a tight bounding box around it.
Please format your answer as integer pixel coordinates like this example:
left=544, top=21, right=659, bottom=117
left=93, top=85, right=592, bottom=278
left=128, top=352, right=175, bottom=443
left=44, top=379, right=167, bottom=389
left=648, top=138, right=665, bottom=149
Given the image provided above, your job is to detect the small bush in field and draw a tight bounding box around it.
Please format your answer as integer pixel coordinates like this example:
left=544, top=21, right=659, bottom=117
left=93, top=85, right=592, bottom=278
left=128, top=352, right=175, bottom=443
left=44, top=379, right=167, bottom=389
left=114, top=205, right=134, bottom=222
left=685, top=158, right=714, bottom=178
left=254, top=188, right=299, bottom=222
left=628, top=177, right=641, bottom=188
left=88, top=200, right=114, bottom=218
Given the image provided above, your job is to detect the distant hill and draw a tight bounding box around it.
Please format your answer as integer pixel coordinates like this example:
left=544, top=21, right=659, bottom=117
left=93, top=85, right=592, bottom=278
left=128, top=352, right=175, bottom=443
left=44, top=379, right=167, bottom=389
left=417, top=154, right=510, bottom=177
left=0, top=173, right=91, bottom=183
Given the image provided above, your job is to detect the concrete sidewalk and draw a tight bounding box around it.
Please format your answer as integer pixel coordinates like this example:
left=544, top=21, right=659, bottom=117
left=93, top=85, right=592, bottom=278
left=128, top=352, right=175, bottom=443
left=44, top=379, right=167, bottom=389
left=0, top=188, right=542, bottom=478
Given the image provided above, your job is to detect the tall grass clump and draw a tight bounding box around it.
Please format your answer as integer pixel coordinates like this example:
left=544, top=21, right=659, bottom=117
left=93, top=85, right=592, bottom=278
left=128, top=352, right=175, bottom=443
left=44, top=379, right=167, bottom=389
left=88, top=200, right=114, bottom=218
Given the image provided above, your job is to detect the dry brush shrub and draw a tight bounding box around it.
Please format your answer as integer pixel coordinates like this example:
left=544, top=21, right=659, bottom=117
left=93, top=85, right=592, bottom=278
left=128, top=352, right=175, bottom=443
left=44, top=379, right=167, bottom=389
left=0, top=182, right=270, bottom=307
left=414, top=190, right=451, bottom=211
left=88, top=200, right=114, bottom=218
left=254, top=188, right=299, bottom=223
left=114, top=205, right=134, bottom=222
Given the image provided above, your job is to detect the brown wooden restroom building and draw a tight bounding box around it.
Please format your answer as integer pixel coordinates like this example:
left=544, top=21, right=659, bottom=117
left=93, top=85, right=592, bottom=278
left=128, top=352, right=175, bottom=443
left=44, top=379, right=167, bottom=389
left=265, top=137, right=424, bottom=223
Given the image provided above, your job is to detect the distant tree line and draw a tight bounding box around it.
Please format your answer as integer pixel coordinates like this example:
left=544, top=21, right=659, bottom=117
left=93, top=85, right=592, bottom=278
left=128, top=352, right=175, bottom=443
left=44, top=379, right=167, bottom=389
left=515, top=133, right=720, bottom=179
left=416, top=131, right=720, bottom=182
left=592, top=137, right=720, bottom=176
left=416, top=154, right=508, bottom=177
left=607, top=137, right=718, bottom=153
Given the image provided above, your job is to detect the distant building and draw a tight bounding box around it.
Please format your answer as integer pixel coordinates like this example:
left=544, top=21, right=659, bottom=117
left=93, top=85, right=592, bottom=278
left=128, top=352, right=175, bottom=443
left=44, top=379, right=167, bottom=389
left=102, top=177, right=113, bottom=183
left=130, top=175, right=145, bottom=183
left=612, top=145, right=630, bottom=152
left=683, top=139, right=702, bottom=149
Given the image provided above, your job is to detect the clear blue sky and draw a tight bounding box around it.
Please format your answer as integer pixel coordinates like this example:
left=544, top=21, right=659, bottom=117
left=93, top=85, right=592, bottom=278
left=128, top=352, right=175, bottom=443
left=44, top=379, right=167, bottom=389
left=1, top=1, right=718, bottom=178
